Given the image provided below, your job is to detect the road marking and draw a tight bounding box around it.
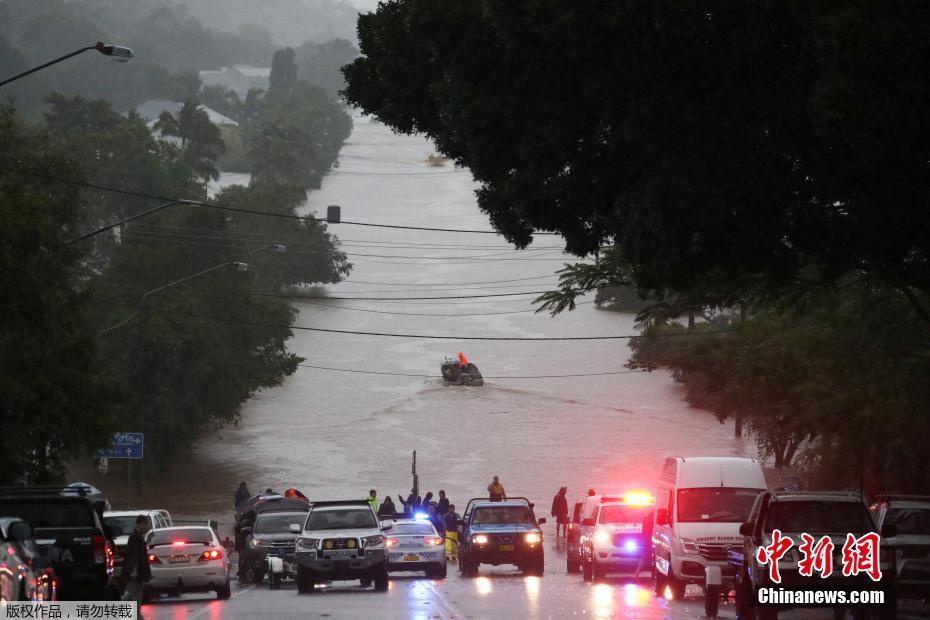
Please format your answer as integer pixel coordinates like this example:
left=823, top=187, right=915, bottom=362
left=423, top=580, right=462, bottom=619
left=186, top=583, right=257, bottom=619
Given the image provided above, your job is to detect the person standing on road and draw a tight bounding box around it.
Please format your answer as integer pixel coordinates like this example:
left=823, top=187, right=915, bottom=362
left=367, top=489, right=378, bottom=513
left=378, top=496, right=396, bottom=518
left=121, top=515, right=152, bottom=619
left=234, top=482, right=250, bottom=508
left=635, top=508, right=656, bottom=577
left=551, top=487, right=569, bottom=538
left=427, top=504, right=446, bottom=537
left=444, top=504, right=460, bottom=561
left=437, top=490, right=450, bottom=516
left=488, top=476, right=506, bottom=501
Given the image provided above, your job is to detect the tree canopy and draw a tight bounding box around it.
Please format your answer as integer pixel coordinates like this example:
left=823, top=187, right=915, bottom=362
left=344, top=1, right=930, bottom=314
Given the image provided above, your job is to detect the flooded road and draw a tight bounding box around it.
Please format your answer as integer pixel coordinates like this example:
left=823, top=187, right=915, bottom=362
left=187, top=114, right=751, bottom=509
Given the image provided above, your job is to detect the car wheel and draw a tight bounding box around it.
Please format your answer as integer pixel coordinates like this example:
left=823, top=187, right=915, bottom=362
left=429, top=563, right=447, bottom=579
left=705, top=585, right=721, bottom=618
left=654, top=570, right=666, bottom=596
left=734, top=577, right=753, bottom=619
left=666, top=571, right=687, bottom=600
left=567, top=551, right=580, bottom=574
left=296, top=567, right=315, bottom=594
left=373, top=565, right=389, bottom=592
left=217, top=580, right=231, bottom=600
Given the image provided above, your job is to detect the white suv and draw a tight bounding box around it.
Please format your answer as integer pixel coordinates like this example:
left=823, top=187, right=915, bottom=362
left=294, top=500, right=391, bottom=593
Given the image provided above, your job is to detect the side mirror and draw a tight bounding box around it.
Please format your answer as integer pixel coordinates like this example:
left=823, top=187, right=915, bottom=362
left=381, top=520, right=394, bottom=531
left=240, top=526, right=252, bottom=536
left=288, top=524, right=301, bottom=534
left=655, top=508, right=669, bottom=526
left=582, top=518, right=595, bottom=527
left=537, top=518, right=547, bottom=525
left=8, top=521, right=32, bottom=541
left=880, top=523, right=897, bottom=539
left=739, top=522, right=754, bottom=537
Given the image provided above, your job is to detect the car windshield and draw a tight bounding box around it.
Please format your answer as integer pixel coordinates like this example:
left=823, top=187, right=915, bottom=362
left=148, top=528, right=214, bottom=546
left=884, top=507, right=930, bottom=536
left=765, top=501, right=872, bottom=534
left=306, top=509, right=376, bottom=531
left=677, top=488, right=761, bottom=523
left=472, top=507, right=534, bottom=525
left=104, top=516, right=140, bottom=536
left=254, top=513, right=307, bottom=534
left=393, top=523, right=437, bottom=536
left=599, top=505, right=653, bottom=524
left=0, top=499, right=94, bottom=528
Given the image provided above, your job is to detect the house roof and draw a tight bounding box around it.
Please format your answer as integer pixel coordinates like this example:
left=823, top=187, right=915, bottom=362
left=132, top=100, right=238, bottom=127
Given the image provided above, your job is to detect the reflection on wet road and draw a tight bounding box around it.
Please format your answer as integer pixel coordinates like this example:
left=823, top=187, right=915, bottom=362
left=140, top=538, right=926, bottom=619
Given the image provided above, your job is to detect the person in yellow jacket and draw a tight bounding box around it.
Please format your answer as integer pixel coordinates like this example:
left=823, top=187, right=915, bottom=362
left=487, top=476, right=506, bottom=501
left=367, top=489, right=378, bottom=513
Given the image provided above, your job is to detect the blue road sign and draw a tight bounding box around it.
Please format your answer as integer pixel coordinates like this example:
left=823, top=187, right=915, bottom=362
left=95, top=432, right=144, bottom=459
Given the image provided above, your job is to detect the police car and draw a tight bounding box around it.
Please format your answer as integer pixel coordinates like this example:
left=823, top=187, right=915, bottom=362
left=385, top=516, right=447, bottom=579
left=579, top=492, right=655, bottom=582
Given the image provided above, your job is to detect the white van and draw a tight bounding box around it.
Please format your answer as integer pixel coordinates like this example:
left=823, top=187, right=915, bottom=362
left=652, top=456, right=767, bottom=599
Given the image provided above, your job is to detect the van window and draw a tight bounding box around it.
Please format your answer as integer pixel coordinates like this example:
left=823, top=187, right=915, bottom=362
left=677, top=488, right=761, bottom=523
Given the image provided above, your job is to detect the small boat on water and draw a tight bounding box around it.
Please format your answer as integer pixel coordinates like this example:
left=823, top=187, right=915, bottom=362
left=441, top=352, right=484, bottom=386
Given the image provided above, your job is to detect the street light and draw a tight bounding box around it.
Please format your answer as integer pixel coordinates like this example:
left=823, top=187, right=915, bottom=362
left=0, top=41, right=134, bottom=88
left=98, top=261, right=248, bottom=335
left=66, top=200, right=197, bottom=246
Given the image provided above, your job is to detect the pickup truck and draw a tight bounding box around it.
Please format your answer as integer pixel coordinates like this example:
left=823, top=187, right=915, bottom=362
left=728, top=491, right=897, bottom=620
left=457, top=497, right=546, bottom=576
left=0, top=488, right=115, bottom=600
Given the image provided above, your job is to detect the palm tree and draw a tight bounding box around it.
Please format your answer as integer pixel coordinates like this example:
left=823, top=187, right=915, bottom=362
left=154, top=98, right=226, bottom=181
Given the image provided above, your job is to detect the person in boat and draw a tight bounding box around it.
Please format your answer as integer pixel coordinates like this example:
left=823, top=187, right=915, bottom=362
left=458, top=352, right=468, bottom=367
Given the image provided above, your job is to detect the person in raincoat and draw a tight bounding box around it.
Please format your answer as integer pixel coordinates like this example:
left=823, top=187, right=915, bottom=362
left=458, top=352, right=468, bottom=367
left=234, top=482, right=251, bottom=508
left=487, top=476, right=506, bottom=501
left=551, top=487, right=569, bottom=538
left=367, top=489, right=378, bottom=513
left=444, top=504, right=460, bottom=561
left=378, top=496, right=397, bottom=518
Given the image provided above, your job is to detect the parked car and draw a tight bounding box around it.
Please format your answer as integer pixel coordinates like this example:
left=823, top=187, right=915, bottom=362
left=239, top=508, right=308, bottom=587
left=103, top=509, right=171, bottom=576
left=732, top=491, right=897, bottom=620
left=294, top=500, right=391, bottom=592
left=457, top=497, right=545, bottom=576
left=0, top=518, right=56, bottom=602
left=652, top=456, right=767, bottom=601
left=385, top=517, right=447, bottom=579
left=578, top=494, right=655, bottom=582
left=0, top=487, right=115, bottom=600
left=145, top=526, right=231, bottom=600
left=871, top=494, right=930, bottom=600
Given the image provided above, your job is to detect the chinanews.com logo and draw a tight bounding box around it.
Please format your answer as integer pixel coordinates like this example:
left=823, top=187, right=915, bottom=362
left=754, top=529, right=887, bottom=607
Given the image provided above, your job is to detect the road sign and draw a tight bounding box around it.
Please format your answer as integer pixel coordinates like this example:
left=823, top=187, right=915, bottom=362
left=95, top=432, right=144, bottom=459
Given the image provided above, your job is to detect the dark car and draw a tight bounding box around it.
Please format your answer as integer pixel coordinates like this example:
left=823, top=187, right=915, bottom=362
left=0, top=517, right=58, bottom=601
left=239, top=509, right=309, bottom=586
left=457, top=497, right=546, bottom=576
left=0, top=488, right=115, bottom=600
left=870, top=494, right=930, bottom=600
left=732, top=491, right=897, bottom=620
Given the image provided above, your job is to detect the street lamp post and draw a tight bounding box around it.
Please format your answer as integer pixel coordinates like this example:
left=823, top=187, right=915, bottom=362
left=0, top=42, right=134, bottom=88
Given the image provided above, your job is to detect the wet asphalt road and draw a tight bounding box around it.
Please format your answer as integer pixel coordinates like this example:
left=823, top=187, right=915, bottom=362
left=139, top=536, right=929, bottom=620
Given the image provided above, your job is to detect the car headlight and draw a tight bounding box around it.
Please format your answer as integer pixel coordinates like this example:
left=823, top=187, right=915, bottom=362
left=472, top=534, right=489, bottom=544
left=593, top=529, right=611, bottom=546
left=680, top=538, right=700, bottom=554
left=362, top=535, right=384, bottom=548
left=525, top=532, right=541, bottom=544
left=249, top=539, right=268, bottom=548
left=297, top=538, right=319, bottom=550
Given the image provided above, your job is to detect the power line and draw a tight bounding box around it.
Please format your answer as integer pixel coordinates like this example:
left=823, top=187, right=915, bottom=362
left=0, top=166, right=562, bottom=236
left=343, top=275, right=559, bottom=287
left=327, top=169, right=469, bottom=176
left=102, top=304, right=730, bottom=341
left=296, top=363, right=651, bottom=379
left=298, top=299, right=594, bottom=317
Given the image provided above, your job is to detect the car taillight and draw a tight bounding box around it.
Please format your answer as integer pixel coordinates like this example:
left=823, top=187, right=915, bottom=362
left=147, top=554, right=161, bottom=564
left=424, top=537, right=444, bottom=546
left=386, top=538, right=399, bottom=548
left=92, top=533, right=106, bottom=564
left=198, top=549, right=222, bottom=561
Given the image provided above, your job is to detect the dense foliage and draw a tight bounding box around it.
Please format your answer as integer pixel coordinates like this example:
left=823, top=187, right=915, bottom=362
left=0, top=77, right=350, bottom=480
left=344, top=1, right=930, bottom=491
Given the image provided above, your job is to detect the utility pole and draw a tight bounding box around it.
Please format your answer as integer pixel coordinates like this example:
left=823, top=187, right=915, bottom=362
left=411, top=450, right=419, bottom=499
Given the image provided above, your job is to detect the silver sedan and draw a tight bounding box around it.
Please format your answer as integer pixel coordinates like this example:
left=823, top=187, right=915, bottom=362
left=385, top=519, right=447, bottom=579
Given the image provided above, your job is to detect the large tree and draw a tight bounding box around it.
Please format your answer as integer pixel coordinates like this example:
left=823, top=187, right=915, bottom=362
left=0, top=107, right=117, bottom=484
left=343, top=1, right=930, bottom=316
